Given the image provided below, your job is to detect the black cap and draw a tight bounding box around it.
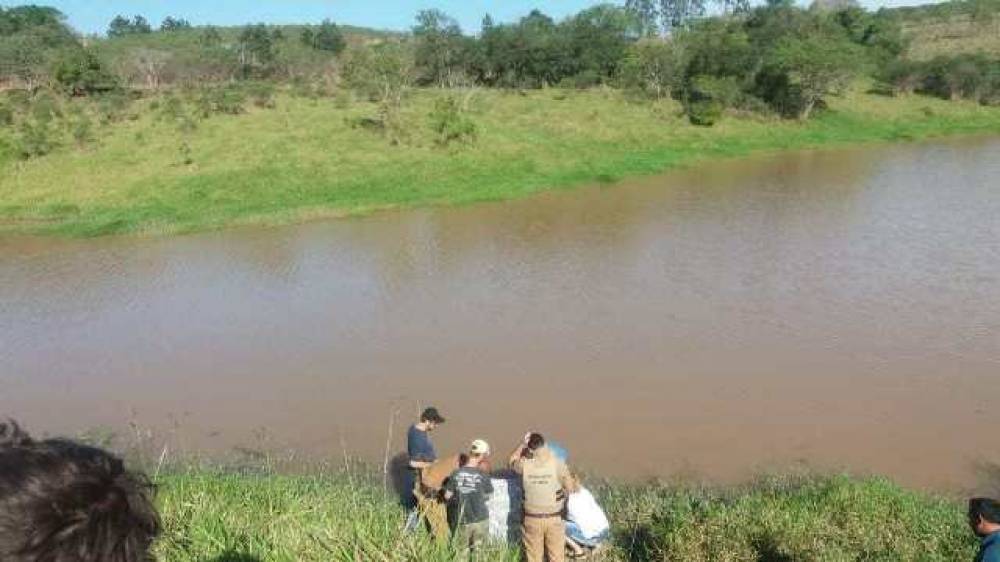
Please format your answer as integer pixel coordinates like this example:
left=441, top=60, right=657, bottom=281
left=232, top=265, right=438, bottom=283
left=420, top=407, right=446, bottom=424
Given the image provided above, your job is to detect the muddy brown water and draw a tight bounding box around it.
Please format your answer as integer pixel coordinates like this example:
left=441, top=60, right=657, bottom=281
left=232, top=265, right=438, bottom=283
left=2, top=137, right=999, bottom=491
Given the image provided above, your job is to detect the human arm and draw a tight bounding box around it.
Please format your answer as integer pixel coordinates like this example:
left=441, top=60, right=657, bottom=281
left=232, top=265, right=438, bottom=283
left=508, top=433, right=531, bottom=469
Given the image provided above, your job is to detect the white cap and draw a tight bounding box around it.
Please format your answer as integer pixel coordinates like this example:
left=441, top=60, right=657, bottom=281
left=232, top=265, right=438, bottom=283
left=470, top=439, right=490, bottom=456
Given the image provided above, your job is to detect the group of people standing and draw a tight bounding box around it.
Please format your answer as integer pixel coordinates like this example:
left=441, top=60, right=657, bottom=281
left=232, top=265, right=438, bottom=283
left=406, top=407, right=611, bottom=561
left=0, top=415, right=997, bottom=561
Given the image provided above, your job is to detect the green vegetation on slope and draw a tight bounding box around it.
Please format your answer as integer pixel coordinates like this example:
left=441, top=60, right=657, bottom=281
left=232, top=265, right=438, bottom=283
left=2, top=87, right=999, bottom=237
left=892, top=0, right=1000, bottom=60
left=153, top=469, right=977, bottom=561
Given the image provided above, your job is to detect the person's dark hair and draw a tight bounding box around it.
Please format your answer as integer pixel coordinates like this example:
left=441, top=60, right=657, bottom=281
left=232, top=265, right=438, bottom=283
left=0, top=422, right=160, bottom=562
left=458, top=453, right=470, bottom=467
left=969, top=497, right=1000, bottom=525
left=527, top=433, right=545, bottom=451
left=420, top=407, right=445, bottom=424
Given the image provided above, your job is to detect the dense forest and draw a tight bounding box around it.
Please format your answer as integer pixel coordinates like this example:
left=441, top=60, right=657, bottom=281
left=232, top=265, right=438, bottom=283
left=1, top=0, right=999, bottom=160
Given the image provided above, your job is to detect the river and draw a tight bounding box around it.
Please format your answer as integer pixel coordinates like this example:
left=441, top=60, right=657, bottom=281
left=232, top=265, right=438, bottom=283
left=2, top=136, right=998, bottom=490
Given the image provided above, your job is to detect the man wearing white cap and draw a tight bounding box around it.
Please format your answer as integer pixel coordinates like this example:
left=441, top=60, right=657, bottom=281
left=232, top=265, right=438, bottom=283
left=443, top=439, right=494, bottom=554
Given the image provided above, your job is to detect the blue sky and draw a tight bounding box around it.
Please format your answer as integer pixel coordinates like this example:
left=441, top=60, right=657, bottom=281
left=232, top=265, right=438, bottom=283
left=7, top=0, right=943, bottom=36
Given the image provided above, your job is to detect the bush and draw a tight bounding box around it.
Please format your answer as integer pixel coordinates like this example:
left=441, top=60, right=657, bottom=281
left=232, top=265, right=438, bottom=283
left=428, top=95, right=477, bottom=146
left=195, top=85, right=247, bottom=117
left=686, top=99, right=723, bottom=126
left=557, top=69, right=603, bottom=90
left=30, top=92, right=62, bottom=124
left=51, top=48, right=118, bottom=96
left=71, top=114, right=94, bottom=147
left=245, top=81, right=276, bottom=109
left=0, top=104, right=12, bottom=127
left=879, top=59, right=925, bottom=96
left=921, top=55, right=997, bottom=103
left=642, top=475, right=974, bottom=561
left=684, top=75, right=741, bottom=126
left=158, top=95, right=186, bottom=123
left=16, top=120, right=57, bottom=159
left=95, top=90, right=131, bottom=124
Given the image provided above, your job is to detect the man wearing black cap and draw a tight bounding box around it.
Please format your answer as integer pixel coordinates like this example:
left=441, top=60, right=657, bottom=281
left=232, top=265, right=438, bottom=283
left=406, top=407, right=449, bottom=539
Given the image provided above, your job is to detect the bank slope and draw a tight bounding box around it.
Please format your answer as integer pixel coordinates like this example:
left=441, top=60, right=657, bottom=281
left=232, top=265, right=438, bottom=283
left=3, top=88, right=1000, bottom=237
left=153, top=470, right=977, bottom=561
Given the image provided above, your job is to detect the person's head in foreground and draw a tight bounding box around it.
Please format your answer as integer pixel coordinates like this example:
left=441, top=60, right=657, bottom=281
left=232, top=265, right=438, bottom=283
left=419, top=407, right=446, bottom=431
left=0, top=419, right=160, bottom=562
left=970, top=497, right=1000, bottom=537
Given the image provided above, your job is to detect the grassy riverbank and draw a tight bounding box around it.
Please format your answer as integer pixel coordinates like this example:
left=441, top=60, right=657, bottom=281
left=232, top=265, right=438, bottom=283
left=152, top=468, right=977, bottom=561
left=2, top=87, right=1000, bottom=238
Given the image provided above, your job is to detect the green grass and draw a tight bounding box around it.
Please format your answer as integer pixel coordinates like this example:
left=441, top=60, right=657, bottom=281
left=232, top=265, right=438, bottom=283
left=152, top=469, right=978, bottom=562
left=3, top=87, right=1000, bottom=237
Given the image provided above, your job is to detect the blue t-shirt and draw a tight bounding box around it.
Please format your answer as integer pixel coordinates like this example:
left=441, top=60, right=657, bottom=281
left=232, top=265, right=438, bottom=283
left=407, top=424, right=436, bottom=464
left=978, top=532, right=1000, bottom=562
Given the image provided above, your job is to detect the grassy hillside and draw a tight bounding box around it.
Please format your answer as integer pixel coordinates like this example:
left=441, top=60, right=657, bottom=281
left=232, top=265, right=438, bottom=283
left=3, top=86, right=1000, bottom=238
left=153, top=469, right=978, bottom=561
left=891, top=0, right=1000, bottom=59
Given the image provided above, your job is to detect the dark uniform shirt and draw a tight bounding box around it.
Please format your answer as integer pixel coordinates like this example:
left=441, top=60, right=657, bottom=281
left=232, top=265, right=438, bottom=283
left=444, top=466, right=493, bottom=526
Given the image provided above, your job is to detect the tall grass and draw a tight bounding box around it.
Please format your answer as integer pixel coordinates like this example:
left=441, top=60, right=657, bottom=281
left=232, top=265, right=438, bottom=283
left=152, top=468, right=979, bottom=562
left=2, top=86, right=1000, bottom=238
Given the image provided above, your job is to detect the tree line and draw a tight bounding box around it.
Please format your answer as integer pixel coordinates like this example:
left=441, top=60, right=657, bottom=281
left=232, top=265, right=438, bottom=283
left=2, top=0, right=1000, bottom=161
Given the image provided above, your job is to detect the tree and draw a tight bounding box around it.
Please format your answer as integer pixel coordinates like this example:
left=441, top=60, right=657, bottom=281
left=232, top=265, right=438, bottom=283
left=412, top=9, right=466, bottom=86
left=161, top=17, right=192, bottom=32
left=626, top=0, right=661, bottom=35
left=0, top=5, right=67, bottom=36
left=767, top=34, right=860, bottom=118
left=300, top=28, right=314, bottom=48
left=238, top=24, right=276, bottom=76
left=200, top=26, right=222, bottom=47
left=52, top=48, right=118, bottom=95
left=108, top=15, right=151, bottom=37
left=343, top=41, right=415, bottom=142
left=312, top=19, right=346, bottom=53
left=131, top=15, right=152, bottom=34
left=0, top=32, right=47, bottom=89
left=660, top=0, right=707, bottom=31
left=127, top=48, right=172, bottom=90
left=619, top=38, right=681, bottom=98
left=563, top=5, right=640, bottom=85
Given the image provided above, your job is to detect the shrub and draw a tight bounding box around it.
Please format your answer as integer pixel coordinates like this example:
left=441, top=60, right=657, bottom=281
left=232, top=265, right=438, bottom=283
left=30, top=92, right=62, bottom=124
left=213, top=86, right=247, bottom=115
left=16, top=120, right=57, bottom=159
left=428, top=95, right=477, bottom=146
left=51, top=48, right=118, bottom=96
left=195, top=85, right=247, bottom=117
left=246, top=81, right=276, bottom=109
left=918, top=55, right=999, bottom=102
left=642, top=475, right=974, bottom=561
left=158, top=95, right=186, bottom=123
left=879, top=59, right=925, bottom=96
left=95, top=90, right=131, bottom=124
left=0, top=104, right=15, bottom=127
left=684, top=75, right=741, bottom=126
left=686, top=99, right=723, bottom=126
left=71, top=114, right=94, bottom=147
